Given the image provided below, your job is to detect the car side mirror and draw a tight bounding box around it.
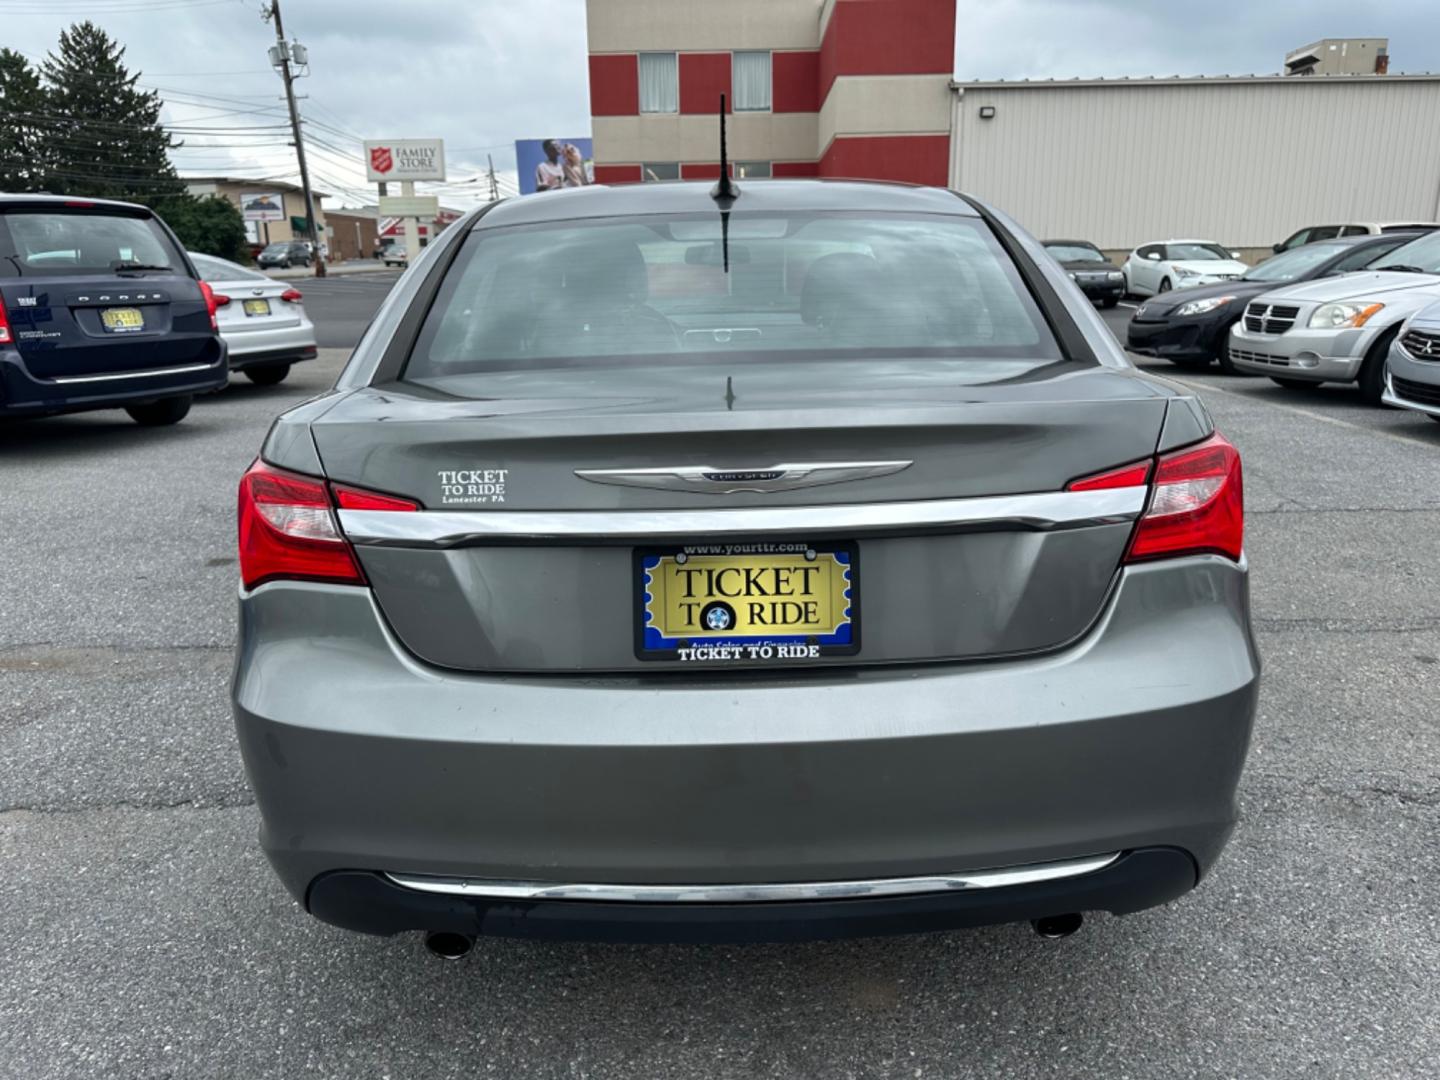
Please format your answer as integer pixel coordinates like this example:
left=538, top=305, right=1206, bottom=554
left=1272, top=243, right=1284, bottom=253
left=1230, top=251, right=1242, bottom=259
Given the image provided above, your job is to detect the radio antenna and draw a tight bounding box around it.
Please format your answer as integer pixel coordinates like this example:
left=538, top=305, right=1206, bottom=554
left=711, top=93, right=740, bottom=202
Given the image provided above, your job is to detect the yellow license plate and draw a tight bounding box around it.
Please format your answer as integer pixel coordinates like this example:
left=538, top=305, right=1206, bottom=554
left=100, top=307, right=144, bottom=332
left=242, top=299, right=271, bottom=317
left=637, top=542, right=857, bottom=662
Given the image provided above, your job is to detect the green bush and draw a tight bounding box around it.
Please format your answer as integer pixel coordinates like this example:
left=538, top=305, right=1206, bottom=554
left=150, top=194, right=251, bottom=263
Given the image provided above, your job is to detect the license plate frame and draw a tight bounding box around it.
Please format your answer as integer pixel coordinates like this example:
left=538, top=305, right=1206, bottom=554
left=634, top=540, right=859, bottom=663
left=99, top=307, right=145, bottom=333
left=242, top=298, right=271, bottom=317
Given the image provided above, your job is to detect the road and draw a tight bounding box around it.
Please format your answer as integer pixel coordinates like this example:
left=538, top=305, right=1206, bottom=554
left=1, top=289, right=1438, bottom=1079
left=291, top=269, right=402, bottom=347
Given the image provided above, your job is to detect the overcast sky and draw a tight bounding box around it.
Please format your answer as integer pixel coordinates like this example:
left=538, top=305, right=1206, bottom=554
left=6, top=0, right=1439, bottom=208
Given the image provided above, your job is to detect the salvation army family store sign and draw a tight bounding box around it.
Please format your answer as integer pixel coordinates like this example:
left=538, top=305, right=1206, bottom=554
left=363, top=139, right=447, bottom=183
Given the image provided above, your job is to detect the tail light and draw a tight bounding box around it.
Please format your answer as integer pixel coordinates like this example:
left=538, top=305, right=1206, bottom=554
left=198, top=281, right=220, bottom=331
left=280, top=288, right=303, bottom=303
left=1067, top=431, right=1243, bottom=563
left=211, top=293, right=231, bottom=308
left=1129, top=433, right=1243, bottom=562
left=237, top=460, right=417, bottom=590
left=0, top=297, right=11, bottom=345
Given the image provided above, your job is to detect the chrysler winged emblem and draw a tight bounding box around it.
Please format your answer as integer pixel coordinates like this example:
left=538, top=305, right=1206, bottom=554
left=575, top=460, right=913, bottom=494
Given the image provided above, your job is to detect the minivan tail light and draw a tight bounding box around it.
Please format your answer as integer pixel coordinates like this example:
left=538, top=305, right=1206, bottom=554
left=198, top=281, right=220, bottom=331
left=0, top=297, right=11, bottom=345
left=1128, top=433, right=1243, bottom=563
left=238, top=460, right=363, bottom=589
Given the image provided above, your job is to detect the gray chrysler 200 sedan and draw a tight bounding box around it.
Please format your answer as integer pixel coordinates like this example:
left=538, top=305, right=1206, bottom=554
left=232, top=179, right=1258, bottom=956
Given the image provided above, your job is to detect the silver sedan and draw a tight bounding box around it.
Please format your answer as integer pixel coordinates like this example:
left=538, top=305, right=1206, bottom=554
left=188, top=252, right=317, bottom=385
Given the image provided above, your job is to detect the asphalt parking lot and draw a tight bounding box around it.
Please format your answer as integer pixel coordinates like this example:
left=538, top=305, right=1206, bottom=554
left=2, top=292, right=1438, bottom=1079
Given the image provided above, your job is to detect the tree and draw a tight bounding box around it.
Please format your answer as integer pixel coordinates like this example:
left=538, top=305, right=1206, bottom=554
left=0, top=48, right=47, bottom=192
left=40, top=21, right=181, bottom=200
left=151, top=194, right=250, bottom=262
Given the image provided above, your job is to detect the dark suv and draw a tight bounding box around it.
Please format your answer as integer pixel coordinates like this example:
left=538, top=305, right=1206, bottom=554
left=0, top=195, right=227, bottom=425
left=256, top=241, right=311, bottom=269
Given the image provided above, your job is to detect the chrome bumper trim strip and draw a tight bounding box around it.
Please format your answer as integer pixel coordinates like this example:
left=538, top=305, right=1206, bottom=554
left=48, top=361, right=220, bottom=385
left=339, top=487, right=1146, bottom=546
left=384, top=853, right=1122, bottom=904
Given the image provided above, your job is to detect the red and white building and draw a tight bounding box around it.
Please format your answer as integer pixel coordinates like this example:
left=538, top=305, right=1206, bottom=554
left=585, top=0, right=955, bottom=186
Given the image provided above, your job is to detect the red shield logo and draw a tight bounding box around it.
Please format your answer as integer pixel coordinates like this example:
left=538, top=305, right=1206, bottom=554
left=369, top=146, right=393, bottom=175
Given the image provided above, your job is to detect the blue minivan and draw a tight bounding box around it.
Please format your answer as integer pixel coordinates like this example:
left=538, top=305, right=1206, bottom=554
left=0, top=194, right=228, bottom=425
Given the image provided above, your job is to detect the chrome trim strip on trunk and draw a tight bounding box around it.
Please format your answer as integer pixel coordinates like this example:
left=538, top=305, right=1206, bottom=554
left=576, top=460, right=914, bottom=494
left=384, top=853, right=1122, bottom=903
left=339, top=486, right=1146, bottom=547
left=47, top=361, right=219, bottom=385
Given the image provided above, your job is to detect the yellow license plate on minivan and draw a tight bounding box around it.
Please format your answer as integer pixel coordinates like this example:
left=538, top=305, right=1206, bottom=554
left=636, top=542, right=858, bottom=662
left=100, top=307, right=144, bottom=332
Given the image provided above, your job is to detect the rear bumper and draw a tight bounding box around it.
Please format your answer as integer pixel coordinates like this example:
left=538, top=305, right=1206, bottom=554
left=0, top=344, right=228, bottom=416
left=221, top=319, right=317, bottom=368
left=307, top=848, right=1198, bottom=943
left=233, top=555, right=1259, bottom=939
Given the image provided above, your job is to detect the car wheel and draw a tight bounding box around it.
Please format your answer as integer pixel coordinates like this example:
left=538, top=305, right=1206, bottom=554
left=1357, top=326, right=1399, bottom=405
left=1214, top=326, right=1253, bottom=377
left=124, top=395, right=192, bottom=426
left=1270, top=377, right=1315, bottom=390
left=1158, top=278, right=1172, bottom=293
left=244, top=363, right=291, bottom=386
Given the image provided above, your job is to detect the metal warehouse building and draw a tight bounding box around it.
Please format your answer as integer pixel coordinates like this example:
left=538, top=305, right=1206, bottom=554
left=949, top=74, right=1440, bottom=256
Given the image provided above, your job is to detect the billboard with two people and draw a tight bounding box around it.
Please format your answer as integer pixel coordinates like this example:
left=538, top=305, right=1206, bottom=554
left=515, top=138, right=594, bottom=195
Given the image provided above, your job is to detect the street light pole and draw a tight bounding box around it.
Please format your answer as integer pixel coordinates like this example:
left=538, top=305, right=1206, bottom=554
left=266, top=0, right=325, bottom=277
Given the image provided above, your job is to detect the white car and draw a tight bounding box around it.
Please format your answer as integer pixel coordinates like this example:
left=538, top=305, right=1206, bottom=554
left=189, top=252, right=318, bottom=385
left=1122, top=240, right=1249, bottom=298
left=382, top=246, right=408, bottom=268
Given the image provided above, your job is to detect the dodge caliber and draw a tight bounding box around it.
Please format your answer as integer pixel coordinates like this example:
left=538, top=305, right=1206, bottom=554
left=232, top=180, right=1259, bottom=955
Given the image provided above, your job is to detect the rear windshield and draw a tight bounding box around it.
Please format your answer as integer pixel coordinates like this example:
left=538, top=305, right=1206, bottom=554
left=1045, top=243, right=1106, bottom=263
left=191, top=253, right=267, bottom=282
left=1165, top=243, right=1232, bottom=262
left=404, top=212, right=1064, bottom=382
left=0, top=209, right=184, bottom=278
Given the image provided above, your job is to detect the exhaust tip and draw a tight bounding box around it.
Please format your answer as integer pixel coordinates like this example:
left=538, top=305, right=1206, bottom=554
left=1031, top=913, right=1084, bottom=939
left=424, top=930, right=474, bottom=960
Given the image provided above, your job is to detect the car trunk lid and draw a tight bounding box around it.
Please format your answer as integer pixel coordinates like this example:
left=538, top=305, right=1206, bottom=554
left=309, top=362, right=1172, bottom=672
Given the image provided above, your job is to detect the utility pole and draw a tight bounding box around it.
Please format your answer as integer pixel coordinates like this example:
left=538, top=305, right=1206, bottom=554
left=265, top=0, right=325, bottom=277
left=487, top=154, right=499, bottom=202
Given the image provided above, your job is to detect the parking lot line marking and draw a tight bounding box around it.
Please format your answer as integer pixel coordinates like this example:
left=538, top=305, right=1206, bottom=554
left=1118, top=302, right=1139, bottom=309
left=1168, top=378, right=1440, bottom=451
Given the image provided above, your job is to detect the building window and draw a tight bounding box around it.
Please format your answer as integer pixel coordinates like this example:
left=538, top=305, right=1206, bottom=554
left=736, top=161, right=771, bottom=178
left=642, top=162, right=680, bottom=182
left=638, top=52, right=678, bottom=113
left=732, top=51, right=771, bottom=111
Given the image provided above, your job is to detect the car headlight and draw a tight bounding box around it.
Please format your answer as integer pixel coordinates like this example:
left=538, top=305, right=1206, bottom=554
left=1107, top=271, right=1123, bottom=281
left=1173, top=266, right=1201, bottom=278
left=1309, top=301, right=1386, bottom=329
left=1175, top=295, right=1236, bottom=317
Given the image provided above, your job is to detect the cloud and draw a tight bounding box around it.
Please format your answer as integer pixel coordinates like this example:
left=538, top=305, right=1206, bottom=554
left=7, top=0, right=1438, bottom=208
